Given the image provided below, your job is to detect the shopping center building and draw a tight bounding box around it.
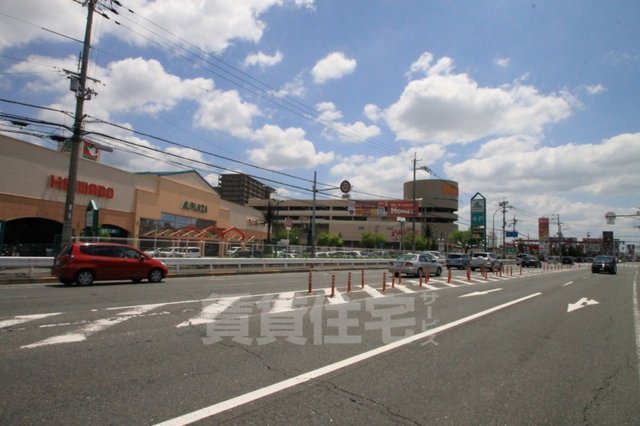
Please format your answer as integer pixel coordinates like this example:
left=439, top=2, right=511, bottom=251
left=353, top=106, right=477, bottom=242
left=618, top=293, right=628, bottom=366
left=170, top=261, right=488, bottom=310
left=0, top=135, right=266, bottom=256
left=0, top=134, right=460, bottom=255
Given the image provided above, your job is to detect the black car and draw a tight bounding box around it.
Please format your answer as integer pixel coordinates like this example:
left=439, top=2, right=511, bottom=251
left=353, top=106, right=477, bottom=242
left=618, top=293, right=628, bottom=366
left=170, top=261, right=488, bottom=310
left=591, top=255, right=617, bottom=274
left=520, top=255, right=541, bottom=268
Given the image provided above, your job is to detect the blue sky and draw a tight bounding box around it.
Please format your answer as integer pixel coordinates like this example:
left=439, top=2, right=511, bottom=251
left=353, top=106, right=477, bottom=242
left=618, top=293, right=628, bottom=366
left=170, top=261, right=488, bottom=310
left=1, top=0, right=639, bottom=246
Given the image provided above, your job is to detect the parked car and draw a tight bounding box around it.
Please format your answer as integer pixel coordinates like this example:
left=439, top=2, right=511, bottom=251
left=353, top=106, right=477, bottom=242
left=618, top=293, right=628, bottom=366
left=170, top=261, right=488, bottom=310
left=520, top=255, right=542, bottom=268
left=591, top=255, right=617, bottom=274
left=52, top=242, right=168, bottom=286
left=469, top=252, right=502, bottom=271
left=445, top=253, right=470, bottom=269
left=155, top=246, right=200, bottom=258
left=422, top=251, right=446, bottom=265
left=561, top=256, right=575, bottom=265
left=389, top=253, right=443, bottom=278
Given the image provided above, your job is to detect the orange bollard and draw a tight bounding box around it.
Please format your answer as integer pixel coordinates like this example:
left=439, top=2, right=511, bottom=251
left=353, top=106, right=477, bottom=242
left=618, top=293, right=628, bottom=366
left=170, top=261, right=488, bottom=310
left=361, top=270, right=365, bottom=289
left=347, top=272, right=352, bottom=293
left=419, top=275, right=423, bottom=287
left=308, top=271, right=313, bottom=294
left=391, top=273, right=395, bottom=288
left=382, top=272, right=387, bottom=292
left=447, top=268, right=452, bottom=284
left=425, top=271, right=430, bottom=284
left=466, top=266, right=471, bottom=282
left=330, top=274, right=336, bottom=298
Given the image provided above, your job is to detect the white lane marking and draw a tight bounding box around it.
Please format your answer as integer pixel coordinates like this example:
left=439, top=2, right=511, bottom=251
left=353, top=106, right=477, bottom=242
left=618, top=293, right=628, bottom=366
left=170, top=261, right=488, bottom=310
left=268, top=292, right=295, bottom=314
left=361, top=285, right=385, bottom=298
left=562, top=281, right=574, bottom=287
left=395, top=285, right=414, bottom=294
left=0, top=312, right=62, bottom=329
left=176, top=297, right=242, bottom=328
left=155, top=292, right=543, bottom=426
left=632, top=269, right=640, bottom=386
left=21, top=304, right=163, bottom=349
left=567, top=297, right=599, bottom=313
left=323, top=288, right=346, bottom=304
left=458, top=288, right=503, bottom=298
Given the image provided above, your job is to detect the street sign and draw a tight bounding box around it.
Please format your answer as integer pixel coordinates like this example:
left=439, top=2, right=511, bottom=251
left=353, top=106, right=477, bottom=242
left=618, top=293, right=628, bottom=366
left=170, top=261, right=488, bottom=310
left=506, top=231, right=518, bottom=238
left=285, top=217, right=293, bottom=231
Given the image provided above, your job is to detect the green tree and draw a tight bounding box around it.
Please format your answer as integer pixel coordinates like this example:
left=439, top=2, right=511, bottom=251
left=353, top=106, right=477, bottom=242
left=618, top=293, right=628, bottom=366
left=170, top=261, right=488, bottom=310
left=317, top=232, right=343, bottom=247
left=361, top=232, right=385, bottom=248
left=449, top=230, right=479, bottom=253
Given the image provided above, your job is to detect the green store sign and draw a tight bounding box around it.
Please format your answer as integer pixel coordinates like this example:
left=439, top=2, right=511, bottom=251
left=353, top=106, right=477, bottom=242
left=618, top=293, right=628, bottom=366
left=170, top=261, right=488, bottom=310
left=181, top=200, right=208, bottom=213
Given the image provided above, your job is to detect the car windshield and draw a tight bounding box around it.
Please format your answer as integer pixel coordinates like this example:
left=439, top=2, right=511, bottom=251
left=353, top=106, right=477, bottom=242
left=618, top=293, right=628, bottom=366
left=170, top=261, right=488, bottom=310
left=593, top=256, right=613, bottom=262
left=397, top=254, right=417, bottom=261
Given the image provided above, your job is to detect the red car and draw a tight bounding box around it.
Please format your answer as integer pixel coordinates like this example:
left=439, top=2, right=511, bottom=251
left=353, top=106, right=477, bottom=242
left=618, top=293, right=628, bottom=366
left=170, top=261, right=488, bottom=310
left=52, top=242, right=169, bottom=286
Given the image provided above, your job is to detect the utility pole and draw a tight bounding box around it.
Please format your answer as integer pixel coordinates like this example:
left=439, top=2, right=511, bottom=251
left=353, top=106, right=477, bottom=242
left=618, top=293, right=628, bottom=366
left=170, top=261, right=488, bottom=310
left=61, top=0, right=97, bottom=243
left=500, top=200, right=511, bottom=258
left=411, top=153, right=431, bottom=251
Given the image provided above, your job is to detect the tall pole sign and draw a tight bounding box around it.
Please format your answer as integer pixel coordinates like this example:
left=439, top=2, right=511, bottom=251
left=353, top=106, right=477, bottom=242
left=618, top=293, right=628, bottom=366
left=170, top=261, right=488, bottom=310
left=470, top=193, right=487, bottom=250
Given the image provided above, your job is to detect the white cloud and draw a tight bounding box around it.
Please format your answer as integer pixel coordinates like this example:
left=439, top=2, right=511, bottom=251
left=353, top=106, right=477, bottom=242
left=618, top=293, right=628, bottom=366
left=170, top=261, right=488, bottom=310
left=315, top=102, right=380, bottom=143
left=0, top=0, right=85, bottom=52
left=585, top=84, right=606, bottom=95
left=384, top=52, right=574, bottom=145
left=270, top=75, right=306, bottom=98
left=248, top=124, right=334, bottom=170
left=446, top=132, right=640, bottom=196
left=329, top=145, right=446, bottom=199
left=494, top=57, right=510, bottom=68
left=312, top=52, right=357, bottom=84
left=244, top=50, right=283, bottom=69
left=194, top=89, right=260, bottom=138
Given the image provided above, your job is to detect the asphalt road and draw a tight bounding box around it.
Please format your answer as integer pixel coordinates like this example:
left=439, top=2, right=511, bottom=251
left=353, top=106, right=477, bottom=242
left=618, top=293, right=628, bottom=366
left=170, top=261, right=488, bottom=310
left=1, top=264, right=639, bottom=425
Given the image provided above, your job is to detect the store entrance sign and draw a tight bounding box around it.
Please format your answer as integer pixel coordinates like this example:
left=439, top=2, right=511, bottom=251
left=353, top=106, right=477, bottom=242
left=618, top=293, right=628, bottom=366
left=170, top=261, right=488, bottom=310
left=181, top=201, right=208, bottom=213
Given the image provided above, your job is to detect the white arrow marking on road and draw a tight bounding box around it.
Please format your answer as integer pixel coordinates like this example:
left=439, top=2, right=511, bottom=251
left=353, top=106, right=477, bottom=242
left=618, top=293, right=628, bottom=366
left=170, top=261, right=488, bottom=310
left=458, top=288, right=502, bottom=298
left=567, top=297, right=599, bottom=313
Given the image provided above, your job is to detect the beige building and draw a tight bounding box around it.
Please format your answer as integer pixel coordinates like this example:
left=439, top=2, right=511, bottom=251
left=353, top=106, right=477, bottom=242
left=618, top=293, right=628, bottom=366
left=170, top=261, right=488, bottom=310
left=0, top=135, right=266, bottom=255
left=248, top=179, right=459, bottom=249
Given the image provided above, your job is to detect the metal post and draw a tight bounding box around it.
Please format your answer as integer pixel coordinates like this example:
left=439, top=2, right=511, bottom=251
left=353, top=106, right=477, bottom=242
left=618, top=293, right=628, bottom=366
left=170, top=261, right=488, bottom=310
left=311, top=171, right=317, bottom=258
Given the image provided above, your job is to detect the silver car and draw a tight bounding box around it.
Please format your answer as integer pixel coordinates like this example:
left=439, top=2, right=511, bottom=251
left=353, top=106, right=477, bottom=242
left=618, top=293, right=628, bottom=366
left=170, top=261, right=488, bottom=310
left=389, top=253, right=443, bottom=278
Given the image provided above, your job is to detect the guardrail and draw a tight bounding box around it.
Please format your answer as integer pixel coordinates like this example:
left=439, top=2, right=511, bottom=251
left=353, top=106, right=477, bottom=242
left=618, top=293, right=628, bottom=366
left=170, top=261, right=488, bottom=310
left=0, top=256, right=391, bottom=281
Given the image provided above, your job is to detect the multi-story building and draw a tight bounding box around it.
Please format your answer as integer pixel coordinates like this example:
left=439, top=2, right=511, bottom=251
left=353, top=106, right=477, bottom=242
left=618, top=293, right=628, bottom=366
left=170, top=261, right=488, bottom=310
left=217, top=173, right=274, bottom=205
left=248, top=179, right=460, bottom=249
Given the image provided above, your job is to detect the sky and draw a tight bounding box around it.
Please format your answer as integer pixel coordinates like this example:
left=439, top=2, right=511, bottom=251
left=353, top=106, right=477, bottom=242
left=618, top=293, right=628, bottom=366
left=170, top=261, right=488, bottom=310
left=1, top=0, right=639, bottom=247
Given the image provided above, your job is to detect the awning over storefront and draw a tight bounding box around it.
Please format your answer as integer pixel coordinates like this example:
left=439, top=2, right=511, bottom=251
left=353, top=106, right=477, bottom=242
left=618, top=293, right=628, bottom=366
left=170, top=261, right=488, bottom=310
left=141, top=225, right=265, bottom=242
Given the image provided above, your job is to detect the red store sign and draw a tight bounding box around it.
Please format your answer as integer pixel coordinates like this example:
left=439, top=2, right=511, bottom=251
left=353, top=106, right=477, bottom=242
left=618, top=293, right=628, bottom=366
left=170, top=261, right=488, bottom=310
left=49, top=175, right=115, bottom=199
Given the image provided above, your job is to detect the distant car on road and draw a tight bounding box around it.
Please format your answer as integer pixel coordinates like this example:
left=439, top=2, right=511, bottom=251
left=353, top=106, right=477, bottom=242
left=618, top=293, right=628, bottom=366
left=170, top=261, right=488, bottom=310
left=446, top=253, right=470, bottom=269
left=389, top=253, right=443, bottom=278
left=469, top=252, right=502, bottom=271
left=52, top=242, right=168, bottom=286
left=520, top=255, right=542, bottom=268
left=591, top=255, right=617, bottom=274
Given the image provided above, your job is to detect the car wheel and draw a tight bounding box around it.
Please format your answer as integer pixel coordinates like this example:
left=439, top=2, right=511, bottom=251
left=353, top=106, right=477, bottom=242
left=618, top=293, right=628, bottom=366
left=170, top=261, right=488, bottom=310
left=75, top=270, right=94, bottom=286
left=435, top=267, right=442, bottom=277
left=148, top=268, right=164, bottom=283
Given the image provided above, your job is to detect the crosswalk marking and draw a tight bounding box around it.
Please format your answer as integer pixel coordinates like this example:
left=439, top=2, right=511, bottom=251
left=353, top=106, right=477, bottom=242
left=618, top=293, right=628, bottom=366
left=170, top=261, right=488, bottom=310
left=324, top=288, right=347, bottom=304
left=3, top=266, right=581, bottom=350
left=0, top=312, right=62, bottom=329
left=361, top=285, right=385, bottom=298
left=176, top=297, right=242, bottom=328
left=269, top=292, right=295, bottom=314
left=21, top=304, right=164, bottom=349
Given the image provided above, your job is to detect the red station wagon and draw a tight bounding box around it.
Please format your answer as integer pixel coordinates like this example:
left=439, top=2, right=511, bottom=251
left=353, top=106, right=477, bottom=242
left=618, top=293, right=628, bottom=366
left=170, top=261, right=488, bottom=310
left=52, top=242, right=169, bottom=286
